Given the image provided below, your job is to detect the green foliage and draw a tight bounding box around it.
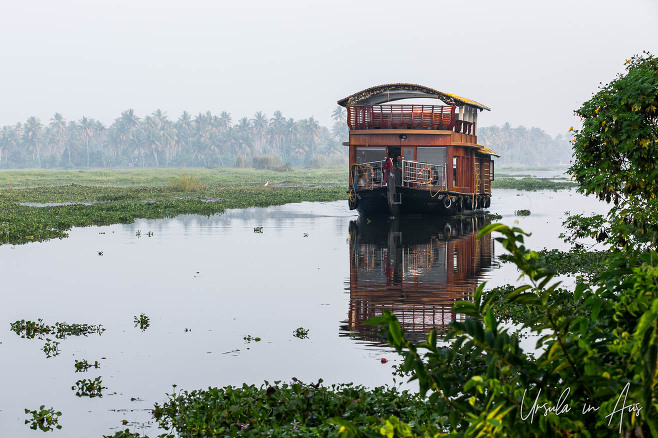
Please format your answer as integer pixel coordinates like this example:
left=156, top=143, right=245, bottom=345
left=42, top=338, right=60, bottom=358
left=134, top=313, right=150, bottom=331
left=72, top=377, right=105, bottom=398
left=358, top=224, right=658, bottom=437
left=252, top=154, right=283, bottom=170
left=560, top=212, right=608, bottom=244
left=492, top=177, right=576, bottom=191
left=152, top=380, right=437, bottom=437
left=500, top=247, right=612, bottom=282
left=171, top=173, right=201, bottom=191
left=103, top=430, right=147, bottom=438
left=243, top=335, right=262, bottom=343
left=293, top=327, right=309, bottom=339
left=569, top=52, right=658, bottom=251
left=481, top=285, right=579, bottom=325
left=10, top=319, right=105, bottom=339
left=25, top=405, right=62, bottom=432
left=0, top=168, right=346, bottom=245
left=514, top=209, right=531, bottom=216
left=74, top=359, right=100, bottom=372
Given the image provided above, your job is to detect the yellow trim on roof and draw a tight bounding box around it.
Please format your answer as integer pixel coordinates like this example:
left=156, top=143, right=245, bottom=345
left=337, top=83, right=490, bottom=111
left=476, top=145, right=499, bottom=157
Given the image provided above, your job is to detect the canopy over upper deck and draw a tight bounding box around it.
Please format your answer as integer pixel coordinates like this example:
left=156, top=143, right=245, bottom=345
left=337, top=83, right=490, bottom=111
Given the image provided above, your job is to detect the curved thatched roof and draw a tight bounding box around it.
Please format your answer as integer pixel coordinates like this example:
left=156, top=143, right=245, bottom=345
left=337, top=83, right=490, bottom=111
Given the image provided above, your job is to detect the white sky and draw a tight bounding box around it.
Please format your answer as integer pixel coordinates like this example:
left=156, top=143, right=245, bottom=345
left=1, top=0, right=656, bottom=136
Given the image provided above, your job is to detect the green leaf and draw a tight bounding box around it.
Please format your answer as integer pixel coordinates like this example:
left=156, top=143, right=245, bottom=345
left=591, top=301, right=602, bottom=321
left=483, top=308, right=498, bottom=335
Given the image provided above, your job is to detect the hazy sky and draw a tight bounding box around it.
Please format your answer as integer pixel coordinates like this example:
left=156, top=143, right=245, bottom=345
left=1, top=0, right=656, bottom=136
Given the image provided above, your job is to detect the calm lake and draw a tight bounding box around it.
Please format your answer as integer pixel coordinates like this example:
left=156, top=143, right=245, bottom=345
left=0, top=188, right=608, bottom=437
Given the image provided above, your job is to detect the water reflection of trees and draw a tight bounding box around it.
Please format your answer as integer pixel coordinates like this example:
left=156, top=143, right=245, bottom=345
left=341, top=216, right=495, bottom=345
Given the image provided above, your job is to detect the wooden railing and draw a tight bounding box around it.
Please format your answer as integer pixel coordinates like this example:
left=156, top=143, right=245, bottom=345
left=347, top=105, right=456, bottom=130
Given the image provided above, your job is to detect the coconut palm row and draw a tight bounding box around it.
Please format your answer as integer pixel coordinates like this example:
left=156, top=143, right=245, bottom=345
left=477, top=123, right=573, bottom=167
left=0, top=107, right=349, bottom=169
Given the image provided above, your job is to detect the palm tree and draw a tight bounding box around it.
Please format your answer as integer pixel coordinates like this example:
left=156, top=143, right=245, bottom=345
left=218, top=111, right=232, bottom=132
left=49, top=113, right=69, bottom=165
left=0, top=126, right=13, bottom=165
left=24, top=117, right=43, bottom=167
left=93, top=120, right=107, bottom=167
left=251, top=111, right=268, bottom=154
left=175, top=111, right=193, bottom=164
left=332, top=106, right=346, bottom=124
left=119, top=109, right=141, bottom=166
left=282, top=117, right=298, bottom=159
left=301, top=117, right=320, bottom=161
left=144, top=115, right=163, bottom=167
left=268, top=110, right=286, bottom=155
left=79, top=117, right=95, bottom=167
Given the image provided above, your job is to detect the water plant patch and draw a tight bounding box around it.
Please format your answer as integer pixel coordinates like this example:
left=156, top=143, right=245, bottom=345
left=42, top=338, right=60, bottom=358
left=74, top=359, right=100, bottom=372
left=152, top=379, right=438, bottom=437
left=72, top=377, right=106, bottom=398
left=10, top=319, right=105, bottom=340
left=25, top=406, right=62, bottom=432
left=134, top=314, right=150, bottom=331
left=293, top=327, right=309, bottom=339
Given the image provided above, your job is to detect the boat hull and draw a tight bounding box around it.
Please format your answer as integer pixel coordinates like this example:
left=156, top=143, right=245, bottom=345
left=350, top=186, right=490, bottom=217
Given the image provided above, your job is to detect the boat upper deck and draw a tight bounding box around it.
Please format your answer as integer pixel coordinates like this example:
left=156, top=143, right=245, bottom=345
left=339, top=83, right=488, bottom=137
left=347, top=104, right=474, bottom=135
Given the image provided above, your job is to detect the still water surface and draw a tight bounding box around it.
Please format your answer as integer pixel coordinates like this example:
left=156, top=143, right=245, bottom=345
left=0, top=189, right=608, bottom=436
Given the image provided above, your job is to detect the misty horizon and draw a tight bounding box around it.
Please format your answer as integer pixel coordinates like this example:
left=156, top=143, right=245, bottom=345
left=1, top=0, right=656, bottom=138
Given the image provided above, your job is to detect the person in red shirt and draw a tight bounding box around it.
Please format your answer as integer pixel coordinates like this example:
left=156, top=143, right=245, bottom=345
left=382, top=157, right=393, bottom=185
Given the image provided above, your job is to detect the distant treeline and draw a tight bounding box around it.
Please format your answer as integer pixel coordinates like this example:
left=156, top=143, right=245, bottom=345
left=478, top=123, right=573, bottom=167
left=0, top=109, right=570, bottom=169
left=0, top=108, right=349, bottom=170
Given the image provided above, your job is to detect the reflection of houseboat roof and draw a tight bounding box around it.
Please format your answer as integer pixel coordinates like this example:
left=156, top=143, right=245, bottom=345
left=337, top=83, right=491, bottom=111
left=476, top=145, right=500, bottom=157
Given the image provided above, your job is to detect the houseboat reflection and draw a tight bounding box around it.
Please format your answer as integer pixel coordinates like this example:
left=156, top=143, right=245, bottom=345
left=341, top=216, right=495, bottom=345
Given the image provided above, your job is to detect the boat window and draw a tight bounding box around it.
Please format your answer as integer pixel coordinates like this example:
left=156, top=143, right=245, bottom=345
left=356, top=147, right=385, bottom=164
left=490, top=160, right=495, bottom=181
left=402, top=147, right=414, bottom=161
left=417, top=147, right=446, bottom=166
left=453, top=157, right=458, bottom=187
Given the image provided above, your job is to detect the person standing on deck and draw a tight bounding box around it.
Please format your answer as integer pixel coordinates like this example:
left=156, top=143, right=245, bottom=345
left=382, top=157, right=393, bottom=185
left=394, top=155, right=402, bottom=186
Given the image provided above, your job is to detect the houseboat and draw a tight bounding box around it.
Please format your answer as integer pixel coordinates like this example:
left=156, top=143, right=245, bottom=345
left=338, top=83, right=498, bottom=216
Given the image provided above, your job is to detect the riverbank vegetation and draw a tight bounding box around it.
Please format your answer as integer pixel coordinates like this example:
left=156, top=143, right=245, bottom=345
left=151, top=381, right=440, bottom=437
left=491, top=176, right=576, bottom=191
left=0, top=168, right=346, bottom=245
